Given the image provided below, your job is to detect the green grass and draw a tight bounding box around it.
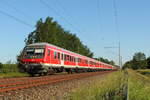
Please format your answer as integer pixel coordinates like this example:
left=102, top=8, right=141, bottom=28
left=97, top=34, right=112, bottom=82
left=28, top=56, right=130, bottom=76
left=66, top=70, right=150, bottom=100
left=0, top=72, right=29, bottom=78
left=128, top=69, right=150, bottom=100
left=137, top=69, right=150, bottom=77
left=0, top=64, right=29, bottom=78
left=67, top=71, right=128, bottom=100
left=0, top=64, right=19, bottom=73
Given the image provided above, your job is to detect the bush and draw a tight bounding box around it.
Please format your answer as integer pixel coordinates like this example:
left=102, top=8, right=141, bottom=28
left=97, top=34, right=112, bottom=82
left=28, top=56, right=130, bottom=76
left=2, top=64, right=19, bottom=73
left=0, top=62, right=3, bottom=72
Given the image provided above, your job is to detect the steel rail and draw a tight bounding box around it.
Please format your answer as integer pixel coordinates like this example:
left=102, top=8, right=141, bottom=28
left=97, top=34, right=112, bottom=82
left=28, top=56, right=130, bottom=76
left=0, top=71, right=113, bottom=93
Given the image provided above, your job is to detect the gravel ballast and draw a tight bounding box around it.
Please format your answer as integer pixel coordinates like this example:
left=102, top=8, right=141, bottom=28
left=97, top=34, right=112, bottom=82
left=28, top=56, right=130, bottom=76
left=0, top=72, right=111, bottom=100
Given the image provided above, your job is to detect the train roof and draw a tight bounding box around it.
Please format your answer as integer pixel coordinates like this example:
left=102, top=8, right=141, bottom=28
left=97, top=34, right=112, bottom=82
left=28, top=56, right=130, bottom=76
left=27, top=42, right=114, bottom=67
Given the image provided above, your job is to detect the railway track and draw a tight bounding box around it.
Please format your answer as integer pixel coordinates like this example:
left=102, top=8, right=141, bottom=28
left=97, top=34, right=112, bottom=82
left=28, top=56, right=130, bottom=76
left=0, top=71, right=113, bottom=93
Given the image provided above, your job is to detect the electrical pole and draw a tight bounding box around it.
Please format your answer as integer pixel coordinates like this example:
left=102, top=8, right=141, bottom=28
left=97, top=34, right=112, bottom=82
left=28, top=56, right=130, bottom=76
left=104, top=43, right=122, bottom=69
left=118, top=42, right=122, bottom=69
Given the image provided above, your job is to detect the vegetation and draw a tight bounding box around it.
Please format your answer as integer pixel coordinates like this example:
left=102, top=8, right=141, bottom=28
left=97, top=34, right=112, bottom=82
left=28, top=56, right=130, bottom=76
left=128, top=69, right=150, bottom=100
left=0, top=61, right=29, bottom=78
left=0, top=72, right=29, bottom=78
left=147, top=57, right=150, bottom=69
left=67, top=71, right=128, bottom=100
left=94, top=57, right=115, bottom=65
left=137, top=69, right=150, bottom=77
left=65, top=69, right=150, bottom=100
left=0, top=62, right=3, bottom=70
left=123, top=52, right=149, bottom=70
left=25, top=17, right=93, bottom=58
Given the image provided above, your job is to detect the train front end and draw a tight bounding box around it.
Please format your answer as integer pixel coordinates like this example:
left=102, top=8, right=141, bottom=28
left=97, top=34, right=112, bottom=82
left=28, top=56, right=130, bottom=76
left=19, top=44, right=47, bottom=75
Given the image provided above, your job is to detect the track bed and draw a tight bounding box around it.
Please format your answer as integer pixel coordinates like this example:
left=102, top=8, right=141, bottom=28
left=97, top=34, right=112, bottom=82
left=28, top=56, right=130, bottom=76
left=0, top=71, right=114, bottom=100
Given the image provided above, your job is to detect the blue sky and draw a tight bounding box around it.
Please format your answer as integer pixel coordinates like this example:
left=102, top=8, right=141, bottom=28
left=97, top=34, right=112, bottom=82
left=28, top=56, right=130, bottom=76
left=0, top=0, right=150, bottom=64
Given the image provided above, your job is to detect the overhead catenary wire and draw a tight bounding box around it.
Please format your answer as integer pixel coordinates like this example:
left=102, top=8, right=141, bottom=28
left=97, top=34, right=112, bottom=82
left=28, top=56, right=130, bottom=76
left=112, top=0, right=122, bottom=68
left=96, top=0, right=104, bottom=40
left=54, top=0, right=86, bottom=34
left=112, top=0, right=120, bottom=41
left=54, top=0, right=73, bottom=20
left=0, top=9, right=33, bottom=28
left=39, top=0, right=84, bottom=34
left=1, top=0, right=33, bottom=20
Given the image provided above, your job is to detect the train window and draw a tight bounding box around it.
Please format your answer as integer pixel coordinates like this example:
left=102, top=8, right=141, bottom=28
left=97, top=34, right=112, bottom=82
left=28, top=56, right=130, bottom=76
left=48, top=50, right=50, bottom=56
left=69, top=55, right=70, bottom=61
left=24, top=48, right=45, bottom=59
left=67, top=55, right=69, bottom=61
left=78, top=58, right=81, bottom=63
left=54, top=52, right=57, bottom=59
left=72, top=57, right=73, bottom=62
left=68, top=56, right=70, bottom=61
left=64, top=54, right=67, bottom=61
left=70, top=56, right=72, bottom=62
left=85, top=60, right=88, bottom=64
left=66, top=55, right=68, bottom=61
left=69, top=55, right=71, bottom=61
left=90, top=61, right=91, bottom=65
left=71, top=56, right=73, bottom=62
left=58, top=52, right=60, bottom=59
left=70, top=56, right=72, bottom=61
left=75, top=58, right=78, bottom=62
left=73, top=57, right=75, bottom=62
left=92, top=62, right=94, bottom=65
left=61, top=53, right=64, bottom=60
left=72, top=57, right=74, bottom=62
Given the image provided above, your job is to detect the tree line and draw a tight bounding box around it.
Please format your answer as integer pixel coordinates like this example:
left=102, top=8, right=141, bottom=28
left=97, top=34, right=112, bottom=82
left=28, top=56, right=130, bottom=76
left=94, top=57, right=115, bottom=66
left=123, top=52, right=150, bottom=70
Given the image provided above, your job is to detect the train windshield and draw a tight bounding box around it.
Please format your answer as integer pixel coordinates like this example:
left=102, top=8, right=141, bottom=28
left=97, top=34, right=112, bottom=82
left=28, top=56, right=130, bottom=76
left=23, top=48, right=45, bottom=59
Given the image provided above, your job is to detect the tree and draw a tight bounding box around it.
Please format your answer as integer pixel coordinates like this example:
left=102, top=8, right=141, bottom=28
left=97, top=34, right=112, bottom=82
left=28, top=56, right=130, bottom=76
left=133, top=52, right=146, bottom=62
left=0, top=62, right=3, bottom=70
left=25, top=17, right=93, bottom=58
left=123, top=52, right=147, bottom=70
left=132, top=52, right=147, bottom=69
left=109, top=60, right=115, bottom=66
left=147, top=57, right=150, bottom=69
left=122, top=61, right=133, bottom=69
left=94, top=57, right=115, bottom=66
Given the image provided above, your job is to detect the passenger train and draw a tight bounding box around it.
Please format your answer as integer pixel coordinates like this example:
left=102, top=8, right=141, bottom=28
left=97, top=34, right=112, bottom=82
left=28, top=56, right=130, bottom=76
left=18, top=43, right=116, bottom=76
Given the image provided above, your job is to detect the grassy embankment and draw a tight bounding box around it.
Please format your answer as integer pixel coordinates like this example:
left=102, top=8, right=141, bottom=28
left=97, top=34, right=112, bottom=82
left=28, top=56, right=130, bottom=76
left=0, top=64, right=29, bottom=78
left=67, top=69, right=150, bottom=100
left=128, top=69, right=150, bottom=100
left=67, top=71, right=128, bottom=100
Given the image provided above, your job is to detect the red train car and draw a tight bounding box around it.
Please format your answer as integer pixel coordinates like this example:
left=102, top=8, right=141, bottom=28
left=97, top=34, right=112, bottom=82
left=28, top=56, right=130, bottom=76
left=19, top=43, right=116, bottom=75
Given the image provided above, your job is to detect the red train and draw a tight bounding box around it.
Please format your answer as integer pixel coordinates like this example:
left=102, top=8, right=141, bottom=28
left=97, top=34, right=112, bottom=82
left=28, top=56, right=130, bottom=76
left=19, top=43, right=116, bottom=76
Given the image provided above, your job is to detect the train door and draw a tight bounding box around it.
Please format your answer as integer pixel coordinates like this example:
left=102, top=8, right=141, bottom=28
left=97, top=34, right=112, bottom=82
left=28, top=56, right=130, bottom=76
left=47, top=49, right=51, bottom=63
left=61, top=53, right=64, bottom=66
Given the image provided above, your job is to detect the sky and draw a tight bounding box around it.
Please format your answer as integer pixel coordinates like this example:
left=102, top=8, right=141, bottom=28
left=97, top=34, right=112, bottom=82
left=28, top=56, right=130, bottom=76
left=0, top=0, right=150, bottom=64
